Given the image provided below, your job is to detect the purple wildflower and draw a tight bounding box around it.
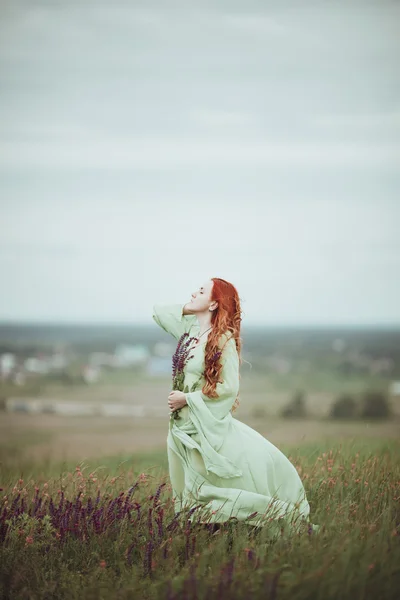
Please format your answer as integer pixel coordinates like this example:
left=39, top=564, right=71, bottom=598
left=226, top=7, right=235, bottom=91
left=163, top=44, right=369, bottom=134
left=170, top=333, right=199, bottom=420
left=153, top=483, right=166, bottom=508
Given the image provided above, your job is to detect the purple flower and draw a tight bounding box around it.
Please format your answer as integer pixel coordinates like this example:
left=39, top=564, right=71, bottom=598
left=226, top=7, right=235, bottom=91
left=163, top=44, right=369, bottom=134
left=170, top=333, right=199, bottom=420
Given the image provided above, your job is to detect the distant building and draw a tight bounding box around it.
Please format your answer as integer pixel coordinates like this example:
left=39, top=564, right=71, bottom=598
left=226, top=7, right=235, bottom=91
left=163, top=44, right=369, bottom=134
left=113, top=344, right=149, bottom=368
left=0, top=353, right=16, bottom=377
left=24, top=357, right=50, bottom=374
left=48, top=353, right=68, bottom=370
left=82, top=365, right=101, bottom=384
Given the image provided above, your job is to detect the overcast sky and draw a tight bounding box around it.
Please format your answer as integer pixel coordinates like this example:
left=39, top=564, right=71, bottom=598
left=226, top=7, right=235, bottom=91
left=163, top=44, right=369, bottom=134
left=0, top=0, right=399, bottom=325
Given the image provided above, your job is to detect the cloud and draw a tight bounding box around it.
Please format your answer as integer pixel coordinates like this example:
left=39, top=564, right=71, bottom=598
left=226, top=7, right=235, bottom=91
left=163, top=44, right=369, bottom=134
left=189, top=108, right=255, bottom=128
left=0, top=1, right=399, bottom=323
left=0, top=135, right=398, bottom=170
left=221, top=14, right=286, bottom=35
left=311, top=111, right=400, bottom=138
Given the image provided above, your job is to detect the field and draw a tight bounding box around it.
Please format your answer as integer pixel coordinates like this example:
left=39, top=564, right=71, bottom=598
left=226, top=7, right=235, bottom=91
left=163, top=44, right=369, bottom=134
left=1, top=434, right=399, bottom=599
left=1, top=407, right=400, bottom=599
left=1, top=324, right=400, bottom=597
left=2, top=364, right=400, bottom=465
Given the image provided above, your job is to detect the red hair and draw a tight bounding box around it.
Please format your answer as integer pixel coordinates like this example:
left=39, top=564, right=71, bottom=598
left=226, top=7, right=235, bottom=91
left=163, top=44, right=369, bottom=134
left=202, top=277, right=243, bottom=413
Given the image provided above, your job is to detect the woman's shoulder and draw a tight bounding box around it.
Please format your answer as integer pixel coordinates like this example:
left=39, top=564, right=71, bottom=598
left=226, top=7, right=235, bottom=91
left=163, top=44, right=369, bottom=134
left=218, top=330, right=236, bottom=350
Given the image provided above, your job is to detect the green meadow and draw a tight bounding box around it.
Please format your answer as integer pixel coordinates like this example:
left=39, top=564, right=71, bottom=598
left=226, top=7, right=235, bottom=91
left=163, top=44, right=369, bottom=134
left=1, top=433, right=399, bottom=599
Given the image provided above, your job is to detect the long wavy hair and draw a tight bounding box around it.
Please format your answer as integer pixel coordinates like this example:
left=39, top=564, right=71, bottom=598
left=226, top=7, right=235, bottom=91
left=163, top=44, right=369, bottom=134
left=201, top=277, right=244, bottom=413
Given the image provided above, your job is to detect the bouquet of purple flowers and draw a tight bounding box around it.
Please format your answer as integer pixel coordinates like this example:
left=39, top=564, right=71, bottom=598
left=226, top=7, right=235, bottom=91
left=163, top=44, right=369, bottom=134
left=171, top=332, right=202, bottom=421
left=171, top=332, right=224, bottom=420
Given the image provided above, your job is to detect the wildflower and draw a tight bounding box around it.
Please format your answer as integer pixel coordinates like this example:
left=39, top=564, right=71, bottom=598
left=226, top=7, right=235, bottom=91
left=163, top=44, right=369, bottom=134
left=139, top=473, right=148, bottom=483
left=99, top=560, right=106, bottom=569
left=25, top=536, right=34, bottom=545
left=368, top=563, right=375, bottom=571
left=170, top=333, right=202, bottom=420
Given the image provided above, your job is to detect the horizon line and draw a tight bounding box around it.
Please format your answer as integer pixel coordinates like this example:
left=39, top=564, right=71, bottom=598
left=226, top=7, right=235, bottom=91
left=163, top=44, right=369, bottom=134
left=0, top=320, right=400, bottom=330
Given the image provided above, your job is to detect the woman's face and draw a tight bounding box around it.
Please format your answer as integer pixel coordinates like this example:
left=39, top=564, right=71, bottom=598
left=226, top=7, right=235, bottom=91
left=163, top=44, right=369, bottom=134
left=190, top=279, right=217, bottom=313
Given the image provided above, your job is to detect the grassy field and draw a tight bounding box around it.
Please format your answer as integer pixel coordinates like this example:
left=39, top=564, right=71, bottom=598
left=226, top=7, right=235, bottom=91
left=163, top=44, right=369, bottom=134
left=2, top=408, right=400, bottom=464
left=1, top=348, right=400, bottom=598
left=1, top=419, right=399, bottom=599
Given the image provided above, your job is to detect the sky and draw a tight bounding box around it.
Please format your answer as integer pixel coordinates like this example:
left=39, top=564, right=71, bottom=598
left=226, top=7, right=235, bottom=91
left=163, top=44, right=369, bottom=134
left=0, top=0, right=399, bottom=326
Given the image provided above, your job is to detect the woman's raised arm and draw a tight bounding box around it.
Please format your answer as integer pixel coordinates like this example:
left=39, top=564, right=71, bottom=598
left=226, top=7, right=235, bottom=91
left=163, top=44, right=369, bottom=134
left=152, top=303, right=197, bottom=340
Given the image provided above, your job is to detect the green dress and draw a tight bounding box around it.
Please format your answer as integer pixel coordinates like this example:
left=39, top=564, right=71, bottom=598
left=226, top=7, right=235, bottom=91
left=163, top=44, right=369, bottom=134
left=153, top=303, right=319, bottom=533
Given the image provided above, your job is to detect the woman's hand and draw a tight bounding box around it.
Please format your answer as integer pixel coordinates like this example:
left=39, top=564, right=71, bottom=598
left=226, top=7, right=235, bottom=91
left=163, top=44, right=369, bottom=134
left=168, top=390, right=187, bottom=414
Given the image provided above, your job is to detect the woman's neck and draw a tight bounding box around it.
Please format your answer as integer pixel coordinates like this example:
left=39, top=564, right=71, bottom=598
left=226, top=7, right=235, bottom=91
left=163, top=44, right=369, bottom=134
left=196, top=313, right=213, bottom=336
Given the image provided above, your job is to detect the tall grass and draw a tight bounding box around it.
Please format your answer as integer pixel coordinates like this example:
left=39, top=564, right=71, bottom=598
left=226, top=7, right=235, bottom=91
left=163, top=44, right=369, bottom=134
left=0, top=440, right=399, bottom=599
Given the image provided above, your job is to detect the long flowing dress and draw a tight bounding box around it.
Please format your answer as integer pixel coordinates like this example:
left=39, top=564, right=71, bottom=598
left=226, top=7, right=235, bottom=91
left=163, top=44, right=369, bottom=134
left=153, top=303, right=319, bottom=533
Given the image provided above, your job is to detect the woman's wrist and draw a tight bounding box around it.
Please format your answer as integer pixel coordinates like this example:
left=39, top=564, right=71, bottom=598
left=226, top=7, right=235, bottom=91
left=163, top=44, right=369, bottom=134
left=182, top=303, right=194, bottom=315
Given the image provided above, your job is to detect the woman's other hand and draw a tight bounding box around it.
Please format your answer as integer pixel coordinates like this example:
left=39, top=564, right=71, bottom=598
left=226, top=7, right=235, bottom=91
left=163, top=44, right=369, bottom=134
left=168, top=390, right=187, bottom=413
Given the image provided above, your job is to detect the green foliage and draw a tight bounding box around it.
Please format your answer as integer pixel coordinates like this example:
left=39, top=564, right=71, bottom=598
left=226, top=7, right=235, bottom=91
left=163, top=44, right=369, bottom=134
left=330, top=394, right=359, bottom=420
left=280, top=390, right=307, bottom=419
left=329, top=390, right=393, bottom=421
left=360, top=390, right=392, bottom=419
left=250, top=405, right=268, bottom=419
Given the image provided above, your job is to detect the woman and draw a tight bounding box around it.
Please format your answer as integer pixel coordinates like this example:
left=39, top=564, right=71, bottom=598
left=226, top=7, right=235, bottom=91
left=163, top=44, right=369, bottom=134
left=153, top=277, right=319, bottom=534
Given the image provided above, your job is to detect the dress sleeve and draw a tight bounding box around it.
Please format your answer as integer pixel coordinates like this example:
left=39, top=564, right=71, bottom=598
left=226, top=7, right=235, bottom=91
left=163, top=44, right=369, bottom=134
left=152, top=303, right=197, bottom=341
left=185, top=335, right=239, bottom=423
